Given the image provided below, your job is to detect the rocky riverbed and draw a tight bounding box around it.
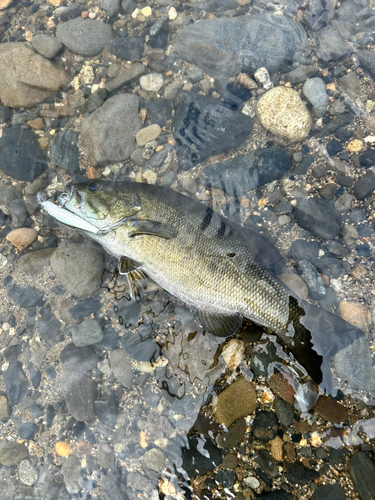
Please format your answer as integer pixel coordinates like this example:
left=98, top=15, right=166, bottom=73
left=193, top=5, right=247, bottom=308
left=0, top=0, right=375, bottom=498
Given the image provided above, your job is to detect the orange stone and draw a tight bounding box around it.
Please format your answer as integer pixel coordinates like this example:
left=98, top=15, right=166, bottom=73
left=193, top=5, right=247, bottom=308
left=55, top=441, right=73, bottom=457
left=87, top=167, right=100, bottom=179
left=77, top=441, right=92, bottom=455
left=313, top=395, right=348, bottom=423
left=268, top=372, right=295, bottom=405
left=27, top=118, right=44, bottom=130
left=6, top=228, right=38, bottom=251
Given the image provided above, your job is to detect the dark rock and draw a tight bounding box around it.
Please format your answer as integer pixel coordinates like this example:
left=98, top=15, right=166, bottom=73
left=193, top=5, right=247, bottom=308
left=250, top=341, right=283, bottom=377
left=94, top=389, right=117, bottom=429
left=282, top=65, right=317, bottom=84
left=4, top=276, right=44, bottom=308
left=50, top=130, right=80, bottom=175
left=18, top=422, right=39, bottom=439
left=223, top=82, right=252, bottom=109
left=173, top=91, right=252, bottom=170
left=274, top=398, right=294, bottom=426
left=0, top=105, right=12, bottom=124
left=319, top=183, right=338, bottom=200
left=61, top=372, right=96, bottom=421
left=121, top=0, right=136, bottom=12
left=3, top=361, right=29, bottom=407
left=359, top=150, right=375, bottom=167
left=101, top=0, right=120, bottom=16
left=256, top=148, right=291, bottom=186
left=149, top=23, right=169, bottom=50
left=193, top=0, right=237, bottom=11
left=302, top=0, right=336, bottom=31
left=311, top=484, right=346, bottom=500
left=109, top=37, right=144, bottom=60
left=327, top=240, right=348, bottom=257
left=110, top=349, right=134, bottom=388
left=36, top=312, right=63, bottom=347
left=349, top=207, right=367, bottom=222
left=356, top=243, right=371, bottom=257
left=145, top=98, right=172, bottom=128
left=253, top=449, right=278, bottom=477
left=315, top=114, right=354, bottom=138
left=182, top=435, right=222, bottom=478
left=174, top=14, right=308, bottom=78
left=327, top=139, right=343, bottom=156
left=57, top=18, right=114, bottom=57
left=335, top=127, right=352, bottom=142
left=148, top=146, right=171, bottom=168
left=69, top=298, right=101, bottom=319
left=61, top=455, right=84, bottom=494
left=121, top=331, right=160, bottom=362
left=295, top=198, right=341, bottom=239
left=46, top=405, right=56, bottom=427
left=98, top=443, right=115, bottom=469
left=72, top=319, right=103, bottom=347
left=314, top=27, right=348, bottom=62
left=216, top=419, right=246, bottom=448
left=353, top=168, right=375, bottom=200
left=313, top=395, right=347, bottom=423
left=252, top=411, right=279, bottom=441
left=259, top=491, right=293, bottom=500
left=297, top=260, right=326, bottom=299
left=28, top=362, right=41, bottom=388
left=0, top=127, right=47, bottom=181
left=356, top=50, right=375, bottom=81
left=286, top=463, right=320, bottom=485
left=348, top=452, right=375, bottom=500
left=60, top=343, right=100, bottom=373
left=0, top=441, right=29, bottom=466
left=291, top=155, right=315, bottom=175
left=80, top=88, right=108, bottom=114
left=10, top=199, right=27, bottom=228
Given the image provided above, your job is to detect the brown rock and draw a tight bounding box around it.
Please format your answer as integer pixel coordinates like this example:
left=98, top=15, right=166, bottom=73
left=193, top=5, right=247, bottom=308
left=87, top=167, right=100, bottom=179
left=213, top=377, right=256, bottom=427
left=0, top=0, right=12, bottom=9
left=48, top=0, right=64, bottom=5
left=27, top=118, right=44, bottom=130
left=284, top=441, right=296, bottom=462
left=365, top=116, right=375, bottom=133
left=0, top=441, right=29, bottom=466
left=16, top=248, right=55, bottom=275
left=0, top=395, right=9, bottom=422
left=6, top=228, right=38, bottom=251
left=278, top=273, right=308, bottom=300
left=313, top=395, right=348, bottom=423
left=269, top=436, right=283, bottom=461
left=38, top=137, right=50, bottom=150
left=336, top=300, right=373, bottom=333
left=347, top=139, right=363, bottom=153
left=268, top=372, right=295, bottom=405
left=0, top=43, right=69, bottom=108
left=77, top=441, right=92, bottom=455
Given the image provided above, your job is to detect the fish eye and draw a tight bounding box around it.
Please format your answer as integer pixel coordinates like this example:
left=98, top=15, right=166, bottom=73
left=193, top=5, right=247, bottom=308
left=89, top=183, right=98, bottom=192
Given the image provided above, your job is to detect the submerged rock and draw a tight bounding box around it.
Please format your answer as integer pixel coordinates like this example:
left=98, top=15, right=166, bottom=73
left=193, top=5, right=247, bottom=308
left=302, top=0, right=337, bottom=31
left=212, top=377, right=256, bottom=427
left=57, top=18, right=114, bottom=57
left=294, top=198, right=341, bottom=239
left=174, top=14, right=308, bottom=78
left=172, top=91, right=252, bottom=170
left=303, top=77, right=328, bottom=117
left=356, top=50, right=375, bottom=82
left=50, top=130, right=80, bottom=175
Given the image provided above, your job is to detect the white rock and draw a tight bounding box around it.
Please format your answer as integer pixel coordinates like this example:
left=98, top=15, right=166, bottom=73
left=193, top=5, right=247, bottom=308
left=140, top=73, right=163, bottom=93
left=168, top=6, right=177, bottom=19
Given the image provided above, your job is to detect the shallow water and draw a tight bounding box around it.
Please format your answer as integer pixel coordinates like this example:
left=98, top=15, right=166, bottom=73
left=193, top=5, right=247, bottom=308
left=0, top=0, right=375, bottom=498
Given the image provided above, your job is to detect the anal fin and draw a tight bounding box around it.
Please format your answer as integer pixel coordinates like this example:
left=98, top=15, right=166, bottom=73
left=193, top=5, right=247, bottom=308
left=196, top=310, right=243, bottom=338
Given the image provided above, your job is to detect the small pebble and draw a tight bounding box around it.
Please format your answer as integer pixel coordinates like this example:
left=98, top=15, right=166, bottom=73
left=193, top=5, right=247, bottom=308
left=136, top=124, right=162, bottom=146
left=6, top=228, right=38, bottom=251
left=55, top=441, right=73, bottom=457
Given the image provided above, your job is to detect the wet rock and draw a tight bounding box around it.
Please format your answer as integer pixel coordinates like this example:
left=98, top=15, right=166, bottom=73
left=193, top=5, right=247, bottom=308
left=0, top=127, right=47, bottom=181
left=287, top=463, right=320, bottom=485
left=81, top=94, right=141, bottom=167
left=0, top=43, right=69, bottom=108
left=6, top=228, right=38, bottom=251
left=333, top=338, right=374, bottom=392
left=353, top=168, right=375, bottom=200
left=19, top=459, right=38, bottom=486
left=342, top=225, right=359, bottom=245
left=50, top=130, right=80, bottom=175
left=102, top=0, right=120, bottom=16
left=251, top=342, right=283, bottom=377
left=314, top=27, right=348, bottom=62
left=252, top=411, right=279, bottom=441
left=295, top=198, right=341, bottom=239
left=278, top=273, right=308, bottom=300
left=253, top=449, right=278, bottom=477
left=290, top=240, right=319, bottom=264
left=217, top=418, right=246, bottom=448
left=16, top=248, right=55, bottom=276
left=274, top=398, right=294, bottom=427
left=109, top=37, right=144, bottom=60
left=316, top=113, right=354, bottom=138
left=51, top=240, right=103, bottom=298
left=98, top=444, right=115, bottom=469
left=327, top=139, right=343, bottom=157
left=110, top=349, right=134, bottom=388
left=143, top=448, right=165, bottom=471
left=256, top=87, right=312, bottom=142
left=259, top=491, right=293, bottom=499
left=18, top=422, right=39, bottom=440
left=302, top=77, right=328, bottom=117
left=61, top=372, right=96, bottom=421
left=81, top=88, right=108, bottom=114
left=106, top=62, right=145, bottom=93
left=182, top=435, right=222, bottom=478
left=95, top=389, right=118, bottom=429
left=294, top=381, right=319, bottom=412
left=327, top=240, right=348, bottom=257
left=311, top=484, right=346, bottom=500
left=60, top=344, right=100, bottom=373
left=268, top=372, right=295, bottom=405
left=145, top=98, right=172, bottom=128
left=36, top=312, right=63, bottom=347
left=313, top=395, right=347, bottom=423
left=0, top=395, right=10, bottom=422
left=61, top=455, right=84, bottom=494
left=4, top=276, right=44, bottom=308
left=336, top=301, right=373, bottom=333
left=356, top=50, right=375, bottom=82
left=31, top=34, right=63, bottom=59
left=349, top=451, right=375, bottom=500
left=173, top=91, right=252, bottom=170
left=140, top=73, right=163, bottom=94
left=136, top=124, right=162, bottom=146
left=302, top=0, right=336, bottom=31
left=174, top=14, right=307, bottom=78
left=28, top=363, right=41, bottom=389
left=121, top=330, right=159, bottom=362
left=69, top=298, right=101, bottom=320
left=282, top=65, right=317, bottom=84
left=334, top=192, right=353, bottom=212
left=0, top=105, right=11, bottom=124
left=57, top=18, right=114, bottom=57
left=10, top=199, right=27, bottom=228
left=297, top=260, right=325, bottom=300
left=0, top=441, right=29, bottom=466
left=72, top=319, right=103, bottom=347
left=213, top=377, right=256, bottom=427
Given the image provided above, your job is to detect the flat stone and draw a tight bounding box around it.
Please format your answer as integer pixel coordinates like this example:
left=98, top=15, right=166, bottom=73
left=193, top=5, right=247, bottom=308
left=0, top=127, right=47, bottom=181
left=0, top=441, right=29, bottom=466
left=106, top=62, right=145, bottom=93
left=81, top=94, right=141, bottom=167
left=303, top=77, right=328, bottom=117
left=143, top=448, right=165, bottom=471
left=356, top=50, right=375, bottom=82
left=334, top=192, right=353, bottom=212
left=287, top=463, right=320, bottom=485
left=311, top=484, right=346, bottom=500
left=60, top=343, right=100, bottom=373
left=349, top=452, right=375, bottom=500
left=51, top=240, right=104, bottom=298
left=61, top=372, right=96, bottom=421
left=18, top=422, right=39, bottom=439
left=213, top=377, right=256, bottom=427
left=97, top=444, right=115, bottom=468
left=72, top=319, right=103, bottom=347
left=61, top=455, right=84, bottom=494
left=278, top=273, right=308, bottom=300
left=136, top=124, right=162, bottom=146
left=31, top=34, right=63, bottom=59
left=268, top=372, right=295, bottom=405
left=50, top=129, right=80, bottom=175
left=282, top=65, right=317, bottom=84
left=0, top=105, right=11, bottom=124
left=57, top=18, right=114, bottom=57
left=313, top=395, right=347, bottom=423
left=36, top=312, right=63, bottom=347
left=174, top=14, right=307, bottom=78
left=109, top=37, right=144, bottom=60
left=0, top=43, right=69, bottom=108
left=297, top=260, right=325, bottom=300
left=16, top=248, right=55, bottom=276
left=353, top=168, right=375, bottom=200
left=295, top=197, right=341, bottom=239
left=274, top=398, right=294, bottom=426
left=6, top=228, right=38, bottom=251
left=256, top=86, right=312, bottom=142
left=101, top=0, right=120, bottom=16
left=333, top=338, right=375, bottom=392
left=314, top=27, right=348, bottom=62
left=0, top=395, right=10, bottom=422
left=336, top=301, right=373, bottom=333
left=253, top=449, right=278, bottom=478
left=4, top=276, right=44, bottom=309
left=172, top=91, right=252, bottom=170
left=27, top=118, right=44, bottom=129
left=110, top=349, right=134, bottom=388
left=19, top=459, right=38, bottom=486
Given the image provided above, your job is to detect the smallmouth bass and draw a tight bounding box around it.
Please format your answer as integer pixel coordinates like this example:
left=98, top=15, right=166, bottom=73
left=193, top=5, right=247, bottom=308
left=42, top=181, right=364, bottom=391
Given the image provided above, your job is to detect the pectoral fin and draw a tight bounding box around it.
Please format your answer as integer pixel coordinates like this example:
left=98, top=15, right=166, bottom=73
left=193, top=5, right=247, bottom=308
left=118, top=256, right=148, bottom=303
left=196, top=310, right=243, bottom=337
left=128, top=220, right=177, bottom=239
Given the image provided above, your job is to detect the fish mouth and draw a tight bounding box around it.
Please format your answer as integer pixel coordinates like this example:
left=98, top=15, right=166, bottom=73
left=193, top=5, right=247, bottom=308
left=58, top=186, right=85, bottom=209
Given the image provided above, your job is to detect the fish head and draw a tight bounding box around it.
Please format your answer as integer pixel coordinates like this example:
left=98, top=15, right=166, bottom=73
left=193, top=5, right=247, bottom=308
left=58, top=181, right=142, bottom=231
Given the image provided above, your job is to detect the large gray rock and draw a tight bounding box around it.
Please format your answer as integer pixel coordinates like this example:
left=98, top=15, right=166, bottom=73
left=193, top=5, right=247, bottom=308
left=61, top=456, right=84, bottom=494
left=314, top=27, right=348, bottom=62
left=356, top=50, right=375, bottom=82
left=0, top=43, right=69, bottom=108
left=57, top=17, right=114, bottom=57
left=334, top=338, right=375, bottom=392
left=81, top=94, right=141, bottom=167
left=50, top=240, right=104, bottom=298
left=31, top=34, right=63, bottom=59
left=174, top=14, right=308, bottom=78
left=295, top=197, right=341, bottom=239
left=61, top=372, right=96, bottom=421
left=302, top=0, right=337, bottom=31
